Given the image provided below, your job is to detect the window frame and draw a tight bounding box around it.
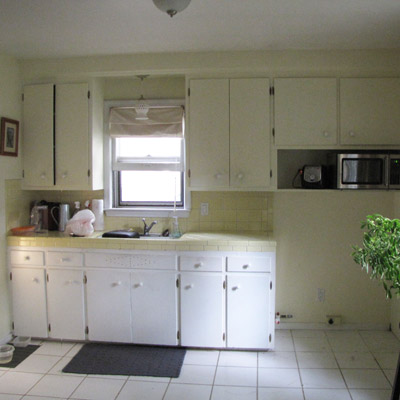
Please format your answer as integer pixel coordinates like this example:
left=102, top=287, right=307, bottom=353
left=103, top=99, right=190, bottom=218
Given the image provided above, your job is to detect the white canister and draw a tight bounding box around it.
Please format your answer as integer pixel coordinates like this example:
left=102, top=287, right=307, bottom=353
left=91, top=199, right=104, bottom=231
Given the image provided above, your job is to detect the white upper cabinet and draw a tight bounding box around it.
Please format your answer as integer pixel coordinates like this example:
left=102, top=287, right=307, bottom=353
left=22, top=81, right=103, bottom=190
left=340, top=78, right=400, bottom=146
left=189, top=79, right=230, bottom=188
left=188, top=78, right=271, bottom=190
left=274, top=78, right=337, bottom=146
left=55, top=84, right=89, bottom=189
left=22, top=84, right=54, bottom=187
left=230, top=78, right=271, bottom=188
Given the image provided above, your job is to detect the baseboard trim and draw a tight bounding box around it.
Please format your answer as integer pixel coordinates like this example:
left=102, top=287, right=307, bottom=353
left=276, top=322, right=390, bottom=331
left=0, top=332, right=13, bottom=345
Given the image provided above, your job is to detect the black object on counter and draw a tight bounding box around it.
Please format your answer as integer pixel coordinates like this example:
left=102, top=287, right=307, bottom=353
left=102, top=230, right=140, bottom=239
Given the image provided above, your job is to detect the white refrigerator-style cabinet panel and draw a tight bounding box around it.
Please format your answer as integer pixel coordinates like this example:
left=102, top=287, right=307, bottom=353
left=55, top=83, right=89, bottom=189
left=46, top=269, right=85, bottom=340
left=22, top=84, right=54, bottom=188
left=180, top=273, right=225, bottom=347
left=230, top=78, right=271, bottom=188
left=274, top=78, right=338, bottom=146
left=226, top=274, right=271, bottom=348
left=85, top=270, right=132, bottom=343
left=188, top=79, right=230, bottom=188
left=131, top=271, right=178, bottom=346
left=340, top=78, right=400, bottom=145
left=11, top=268, right=48, bottom=338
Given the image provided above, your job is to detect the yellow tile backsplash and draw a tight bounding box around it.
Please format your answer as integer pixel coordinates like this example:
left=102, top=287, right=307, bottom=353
left=5, top=180, right=273, bottom=235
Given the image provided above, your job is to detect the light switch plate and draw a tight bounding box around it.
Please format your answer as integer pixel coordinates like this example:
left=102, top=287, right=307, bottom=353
left=200, top=203, right=209, bottom=216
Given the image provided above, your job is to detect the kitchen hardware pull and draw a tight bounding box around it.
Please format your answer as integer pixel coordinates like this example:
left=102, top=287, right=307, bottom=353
left=215, top=173, right=223, bottom=179
left=232, top=285, right=240, bottom=291
left=25, top=256, right=30, bottom=260
left=40, top=173, right=46, bottom=179
left=134, top=282, right=144, bottom=288
left=194, top=262, right=203, bottom=268
left=323, top=131, right=330, bottom=137
left=31, top=277, right=39, bottom=283
left=242, top=264, right=250, bottom=269
left=60, top=258, right=70, bottom=262
left=61, top=172, right=67, bottom=179
left=349, top=131, right=356, bottom=137
left=236, top=173, right=244, bottom=180
left=185, top=284, right=194, bottom=289
left=113, top=281, right=122, bottom=287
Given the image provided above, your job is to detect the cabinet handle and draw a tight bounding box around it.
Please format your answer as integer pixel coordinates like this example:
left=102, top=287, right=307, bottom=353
left=242, top=264, right=250, bottom=269
left=31, top=277, right=39, bottom=283
left=134, top=282, right=144, bottom=288
left=236, top=173, right=244, bottom=180
left=323, top=131, right=330, bottom=138
left=185, top=284, right=194, bottom=289
left=61, top=172, right=68, bottom=179
left=194, top=262, right=203, bottom=268
left=60, top=258, right=70, bottom=263
left=40, top=173, right=46, bottom=179
left=348, top=131, right=356, bottom=137
left=24, top=256, right=30, bottom=261
left=112, top=281, right=122, bottom=287
left=232, top=285, right=240, bottom=291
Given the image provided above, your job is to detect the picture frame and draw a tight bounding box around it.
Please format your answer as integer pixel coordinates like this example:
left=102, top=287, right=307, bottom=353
left=0, top=117, right=19, bottom=157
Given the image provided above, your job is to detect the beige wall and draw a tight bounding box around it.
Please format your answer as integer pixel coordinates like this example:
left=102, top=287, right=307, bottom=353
left=0, top=54, right=22, bottom=341
left=274, top=191, right=394, bottom=326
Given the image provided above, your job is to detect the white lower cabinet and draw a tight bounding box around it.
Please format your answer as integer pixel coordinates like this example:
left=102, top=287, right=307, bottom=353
left=11, top=268, right=48, bottom=338
left=226, top=274, right=272, bottom=348
left=180, top=272, right=225, bottom=347
left=8, top=248, right=276, bottom=349
left=85, top=269, right=132, bottom=343
left=46, top=269, right=85, bottom=340
left=131, top=270, right=178, bottom=346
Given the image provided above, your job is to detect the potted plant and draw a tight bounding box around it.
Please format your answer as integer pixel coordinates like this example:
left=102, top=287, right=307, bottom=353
left=352, top=214, right=400, bottom=299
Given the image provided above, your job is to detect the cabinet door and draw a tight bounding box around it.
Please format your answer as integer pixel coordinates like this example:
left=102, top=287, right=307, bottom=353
left=189, top=79, right=229, bottom=188
left=86, top=270, right=132, bottom=342
left=56, top=83, right=89, bottom=189
left=131, top=271, right=178, bottom=346
left=11, top=268, right=48, bottom=338
left=230, top=78, right=271, bottom=188
left=22, top=84, right=54, bottom=188
left=227, top=274, right=271, bottom=349
left=46, top=269, right=85, bottom=340
left=274, top=78, right=337, bottom=146
left=340, top=78, right=400, bottom=145
left=180, top=273, right=225, bottom=347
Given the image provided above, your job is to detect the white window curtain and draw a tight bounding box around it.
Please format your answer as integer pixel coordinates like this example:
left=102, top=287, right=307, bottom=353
left=109, top=106, right=184, bottom=138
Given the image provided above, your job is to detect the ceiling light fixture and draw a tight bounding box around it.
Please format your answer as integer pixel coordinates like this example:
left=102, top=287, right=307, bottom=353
left=135, top=75, right=150, bottom=121
left=152, top=0, right=191, bottom=17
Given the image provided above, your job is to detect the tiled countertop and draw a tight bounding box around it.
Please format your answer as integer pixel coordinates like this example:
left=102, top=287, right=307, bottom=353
left=7, top=231, right=276, bottom=252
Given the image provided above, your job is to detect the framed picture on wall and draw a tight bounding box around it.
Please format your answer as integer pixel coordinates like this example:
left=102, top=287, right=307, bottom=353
left=0, top=117, right=19, bottom=157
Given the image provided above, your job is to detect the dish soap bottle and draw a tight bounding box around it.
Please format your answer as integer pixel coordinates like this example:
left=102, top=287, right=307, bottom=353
left=171, top=216, right=182, bottom=239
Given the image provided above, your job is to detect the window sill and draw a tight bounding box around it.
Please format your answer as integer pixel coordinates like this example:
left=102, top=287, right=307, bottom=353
left=104, top=208, right=191, bottom=218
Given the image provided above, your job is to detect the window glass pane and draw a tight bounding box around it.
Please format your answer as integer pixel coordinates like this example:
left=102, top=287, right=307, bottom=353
left=120, top=171, right=182, bottom=203
left=116, top=137, right=181, bottom=158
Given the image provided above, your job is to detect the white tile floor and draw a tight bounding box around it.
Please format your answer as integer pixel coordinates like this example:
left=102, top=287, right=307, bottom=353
left=0, top=330, right=398, bottom=400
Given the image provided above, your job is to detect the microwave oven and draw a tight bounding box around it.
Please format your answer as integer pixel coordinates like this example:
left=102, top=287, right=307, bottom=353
left=329, top=153, right=400, bottom=190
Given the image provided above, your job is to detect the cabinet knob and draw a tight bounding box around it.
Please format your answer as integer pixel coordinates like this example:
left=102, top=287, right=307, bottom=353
left=60, top=258, right=70, bottom=263
left=61, top=172, right=68, bottom=179
left=242, top=264, right=250, bottom=269
left=31, top=277, right=39, bottom=283
left=232, top=285, right=240, bottom=291
left=185, top=284, right=194, bottom=289
left=112, top=281, right=122, bottom=287
left=236, top=173, right=244, bottom=180
left=215, top=173, right=223, bottom=180
left=194, top=262, right=203, bottom=268
left=134, top=282, right=144, bottom=288
left=323, top=131, right=330, bottom=138
left=25, top=256, right=30, bottom=260
left=40, top=173, right=46, bottom=179
left=349, top=131, right=356, bottom=137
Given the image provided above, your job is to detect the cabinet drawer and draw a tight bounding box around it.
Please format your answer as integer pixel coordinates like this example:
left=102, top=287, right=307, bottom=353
left=10, top=250, right=44, bottom=266
left=47, top=251, right=83, bottom=267
left=85, top=253, right=131, bottom=268
left=131, top=254, right=177, bottom=270
left=180, top=255, right=224, bottom=272
left=227, top=256, right=272, bottom=272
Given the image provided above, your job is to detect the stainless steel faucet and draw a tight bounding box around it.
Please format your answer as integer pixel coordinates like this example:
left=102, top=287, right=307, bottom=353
left=142, top=218, right=157, bottom=236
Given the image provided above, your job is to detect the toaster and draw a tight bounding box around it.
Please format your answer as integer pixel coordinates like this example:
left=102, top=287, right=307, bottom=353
left=301, top=165, right=329, bottom=189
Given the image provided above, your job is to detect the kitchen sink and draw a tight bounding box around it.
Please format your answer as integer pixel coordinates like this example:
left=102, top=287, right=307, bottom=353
left=100, top=230, right=173, bottom=239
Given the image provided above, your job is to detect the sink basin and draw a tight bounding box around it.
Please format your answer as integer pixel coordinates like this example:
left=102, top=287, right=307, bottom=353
left=139, top=233, right=172, bottom=239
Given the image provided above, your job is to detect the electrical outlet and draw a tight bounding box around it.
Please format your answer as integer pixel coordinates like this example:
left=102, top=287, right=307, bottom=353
left=200, top=203, right=209, bottom=216
left=317, top=288, right=325, bottom=302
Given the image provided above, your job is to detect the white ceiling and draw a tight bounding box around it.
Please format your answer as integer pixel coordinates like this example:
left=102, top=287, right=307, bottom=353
left=1, top=0, right=400, bottom=59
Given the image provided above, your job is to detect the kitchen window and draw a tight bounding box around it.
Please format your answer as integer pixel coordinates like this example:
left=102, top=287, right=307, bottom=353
left=104, top=100, right=189, bottom=217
